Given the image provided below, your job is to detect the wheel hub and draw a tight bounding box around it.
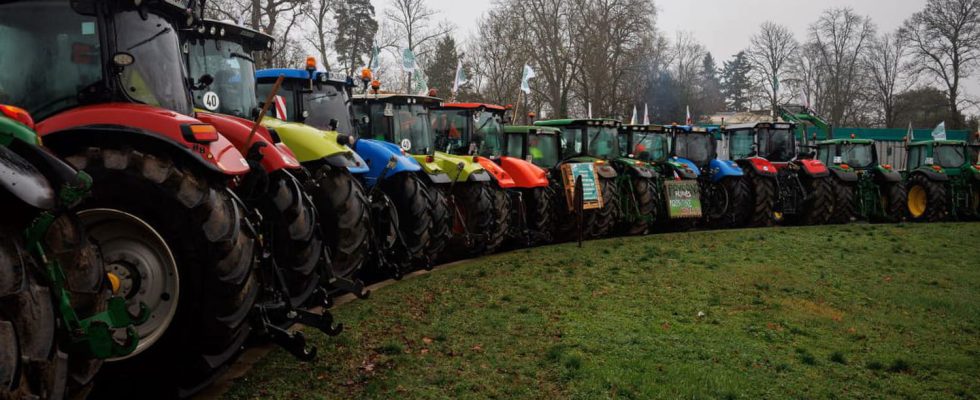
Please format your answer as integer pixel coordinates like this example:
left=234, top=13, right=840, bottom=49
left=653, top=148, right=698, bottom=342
left=908, top=185, right=927, bottom=218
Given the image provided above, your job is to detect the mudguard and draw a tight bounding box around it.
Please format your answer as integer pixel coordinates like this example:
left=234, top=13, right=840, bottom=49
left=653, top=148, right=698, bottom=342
left=36, top=103, right=249, bottom=176
left=708, top=159, right=743, bottom=183
left=829, top=167, right=859, bottom=182
left=0, top=144, right=55, bottom=209
left=595, top=163, right=618, bottom=179
left=352, top=138, right=422, bottom=188
left=672, top=157, right=702, bottom=177
left=794, top=159, right=830, bottom=178
left=737, top=157, right=777, bottom=177
left=477, top=156, right=516, bottom=189
left=260, top=116, right=368, bottom=173
left=196, top=111, right=301, bottom=173
left=431, top=152, right=491, bottom=182
left=499, top=156, right=549, bottom=188
left=0, top=115, right=40, bottom=146
left=614, top=158, right=655, bottom=179
left=912, top=168, right=949, bottom=182
left=872, top=166, right=902, bottom=183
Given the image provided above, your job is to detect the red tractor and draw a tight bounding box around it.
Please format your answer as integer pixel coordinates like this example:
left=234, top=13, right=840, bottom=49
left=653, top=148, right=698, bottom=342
left=1, top=0, right=259, bottom=396
left=722, top=122, right=833, bottom=225
left=431, top=103, right=554, bottom=246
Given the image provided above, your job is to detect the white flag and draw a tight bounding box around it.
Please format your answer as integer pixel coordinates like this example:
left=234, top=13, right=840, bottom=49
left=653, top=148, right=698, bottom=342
left=452, top=59, right=467, bottom=94
left=520, top=64, right=536, bottom=94
left=643, top=104, right=650, bottom=125
left=686, top=105, right=693, bottom=125
left=931, top=121, right=947, bottom=140
left=402, top=48, right=416, bottom=73
left=630, top=106, right=638, bottom=125
left=907, top=121, right=914, bottom=142
left=588, top=103, right=593, bottom=119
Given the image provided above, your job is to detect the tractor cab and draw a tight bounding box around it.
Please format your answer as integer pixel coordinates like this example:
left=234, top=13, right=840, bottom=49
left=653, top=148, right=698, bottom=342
left=503, top=125, right=563, bottom=170
left=185, top=20, right=271, bottom=119
left=907, top=140, right=971, bottom=175
left=619, top=124, right=670, bottom=163
left=534, top=119, right=622, bottom=162
left=731, top=122, right=802, bottom=164
left=353, top=94, right=441, bottom=157
left=816, top=139, right=880, bottom=171
left=430, top=103, right=507, bottom=158
left=669, top=125, right=717, bottom=172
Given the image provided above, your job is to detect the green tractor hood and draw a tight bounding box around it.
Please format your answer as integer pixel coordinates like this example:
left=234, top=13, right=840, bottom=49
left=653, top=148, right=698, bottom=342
left=261, top=116, right=364, bottom=169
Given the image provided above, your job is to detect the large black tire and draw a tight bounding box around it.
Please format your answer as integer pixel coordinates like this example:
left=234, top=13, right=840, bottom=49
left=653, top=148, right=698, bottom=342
left=906, top=174, right=947, bottom=222
left=380, top=172, right=433, bottom=268
left=828, top=177, right=856, bottom=224
left=799, top=176, right=833, bottom=226
left=526, top=186, right=554, bottom=245
left=265, top=171, right=324, bottom=308
left=550, top=176, right=597, bottom=241
left=622, top=176, right=656, bottom=236
left=66, top=147, right=259, bottom=398
left=453, top=182, right=496, bottom=257
left=1, top=227, right=64, bottom=399
left=717, top=177, right=751, bottom=228
left=744, top=169, right=776, bottom=227
left=593, top=177, right=620, bottom=238
left=487, top=184, right=510, bottom=253
left=307, top=165, right=370, bottom=280
left=878, top=181, right=908, bottom=223
left=424, top=181, right=451, bottom=263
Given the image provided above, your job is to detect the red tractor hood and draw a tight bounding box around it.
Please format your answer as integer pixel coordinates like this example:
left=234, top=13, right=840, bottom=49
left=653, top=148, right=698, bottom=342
left=195, top=112, right=301, bottom=172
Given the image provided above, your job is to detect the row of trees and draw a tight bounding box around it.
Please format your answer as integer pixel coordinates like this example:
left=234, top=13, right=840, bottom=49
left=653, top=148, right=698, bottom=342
left=204, top=0, right=979, bottom=130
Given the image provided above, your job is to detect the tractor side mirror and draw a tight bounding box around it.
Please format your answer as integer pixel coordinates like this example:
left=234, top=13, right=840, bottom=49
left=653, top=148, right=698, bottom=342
left=193, top=74, right=214, bottom=90
left=329, top=118, right=339, bottom=131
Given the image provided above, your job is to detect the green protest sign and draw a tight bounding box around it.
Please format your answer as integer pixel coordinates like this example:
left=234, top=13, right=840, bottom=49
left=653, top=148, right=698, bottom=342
left=664, top=180, right=702, bottom=218
left=561, top=163, right=603, bottom=210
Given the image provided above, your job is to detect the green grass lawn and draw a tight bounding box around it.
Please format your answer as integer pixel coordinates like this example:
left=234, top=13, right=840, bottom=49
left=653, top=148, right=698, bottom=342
left=223, top=223, right=980, bottom=399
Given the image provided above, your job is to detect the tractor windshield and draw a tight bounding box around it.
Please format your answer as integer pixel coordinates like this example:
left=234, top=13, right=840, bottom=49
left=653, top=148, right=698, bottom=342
left=0, top=1, right=102, bottom=119
left=431, top=109, right=504, bottom=157
left=527, top=134, right=560, bottom=168
left=728, top=129, right=755, bottom=159
left=431, top=109, right=468, bottom=154
left=187, top=39, right=258, bottom=118
left=630, top=131, right=669, bottom=162
left=840, top=143, right=875, bottom=169
left=934, top=144, right=966, bottom=168
left=388, top=104, right=433, bottom=155
left=757, top=128, right=795, bottom=162
left=306, top=83, right=354, bottom=135
left=471, top=111, right=505, bottom=158
left=586, top=127, right=620, bottom=159
left=673, top=133, right=713, bottom=167
left=113, top=9, right=193, bottom=116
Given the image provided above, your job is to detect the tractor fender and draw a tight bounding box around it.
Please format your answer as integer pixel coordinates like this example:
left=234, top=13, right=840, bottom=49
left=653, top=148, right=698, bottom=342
left=872, top=166, right=902, bottom=183
left=260, top=116, right=367, bottom=173
left=912, top=168, right=949, bottom=182
left=410, top=154, right=451, bottom=184
left=614, top=159, right=655, bottom=179
left=708, top=159, right=743, bottom=183
left=0, top=144, right=55, bottom=210
left=736, top=157, right=777, bottom=177
left=196, top=111, right=301, bottom=173
left=794, top=159, right=830, bottom=178
left=595, top=163, right=618, bottom=179
left=671, top=157, right=702, bottom=177
left=36, top=103, right=249, bottom=176
left=499, top=156, right=549, bottom=188
left=829, top=167, right=859, bottom=183
left=432, top=151, right=491, bottom=182
left=352, top=138, right=422, bottom=188
left=477, top=156, right=517, bottom=188
left=0, top=114, right=41, bottom=146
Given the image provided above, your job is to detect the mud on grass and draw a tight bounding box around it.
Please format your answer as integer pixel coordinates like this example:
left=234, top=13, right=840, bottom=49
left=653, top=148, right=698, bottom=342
left=222, top=223, right=980, bottom=399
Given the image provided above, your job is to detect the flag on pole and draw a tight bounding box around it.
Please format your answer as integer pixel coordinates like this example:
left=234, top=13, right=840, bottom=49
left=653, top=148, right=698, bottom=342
left=630, top=106, right=638, bottom=125
left=643, top=104, right=650, bottom=125
left=685, top=106, right=693, bottom=125
left=402, top=48, right=416, bottom=73
left=588, top=103, right=593, bottom=119
left=931, top=121, right=947, bottom=140
left=370, top=46, right=381, bottom=70
left=452, top=59, right=467, bottom=95
left=907, top=121, right=914, bottom=142
left=520, top=64, right=536, bottom=94
left=413, top=69, right=429, bottom=96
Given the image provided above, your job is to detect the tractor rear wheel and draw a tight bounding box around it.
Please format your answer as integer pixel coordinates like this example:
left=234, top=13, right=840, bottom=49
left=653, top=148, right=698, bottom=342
left=550, top=177, right=596, bottom=241
left=906, top=174, right=947, bottom=222
left=266, top=171, right=324, bottom=308
left=744, top=169, right=776, bottom=227
left=486, top=184, right=510, bottom=253
left=308, top=165, right=370, bottom=280
left=799, top=176, right=833, bottom=225
left=719, top=177, right=751, bottom=228
left=879, top=181, right=908, bottom=223
left=1, top=227, right=64, bottom=400
left=67, top=147, right=258, bottom=397
left=828, top=177, right=856, bottom=224
left=527, top=186, right=554, bottom=245
left=454, top=182, right=496, bottom=257
left=424, top=182, right=451, bottom=264
left=623, top=176, right=656, bottom=235
left=380, top=173, right=433, bottom=268
left=593, top=177, right=620, bottom=238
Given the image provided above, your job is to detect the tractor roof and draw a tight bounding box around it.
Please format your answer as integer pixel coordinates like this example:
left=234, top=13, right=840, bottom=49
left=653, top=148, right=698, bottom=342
left=505, top=125, right=561, bottom=135
left=256, top=69, right=352, bottom=86
left=351, top=93, right=444, bottom=105
left=186, top=19, right=273, bottom=52
left=670, top=125, right=717, bottom=133
left=438, top=103, right=506, bottom=112
left=723, top=121, right=795, bottom=131
left=534, top=118, right=621, bottom=128
left=619, top=124, right=668, bottom=133
left=816, top=138, right=875, bottom=145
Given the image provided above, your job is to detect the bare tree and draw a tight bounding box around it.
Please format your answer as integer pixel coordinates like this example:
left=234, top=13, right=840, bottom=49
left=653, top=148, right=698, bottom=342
left=467, top=4, right=528, bottom=105
left=864, top=32, right=913, bottom=127
left=900, top=0, right=980, bottom=129
left=205, top=0, right=309, bottom=68
left=808, top=8, right=877, bottom=126
left=511, top=0, right=581, bottom=118
left=304, top=0, right=333, bottom=70
left=747, top=22, right=799, bottom=115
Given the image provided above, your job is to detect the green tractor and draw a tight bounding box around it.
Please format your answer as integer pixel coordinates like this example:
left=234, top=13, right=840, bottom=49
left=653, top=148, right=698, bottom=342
left=352, top=93, right=504, bottom=259
left=815, top=138, right=907, bottom=223
left=1, top=104, right=141, bottom=398
left=903, top=139, right=980, bottom=221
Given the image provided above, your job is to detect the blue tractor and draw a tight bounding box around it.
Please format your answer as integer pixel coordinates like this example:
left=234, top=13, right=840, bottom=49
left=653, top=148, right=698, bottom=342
left=255, top=67, right=436, bottom=278
left=668, top=125, right=752, bottom=228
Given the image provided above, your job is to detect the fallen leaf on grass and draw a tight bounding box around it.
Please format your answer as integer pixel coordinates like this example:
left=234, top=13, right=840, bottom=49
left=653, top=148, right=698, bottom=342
left=422, top=337, right=433, bottom=344
left=472, top=344, right=483, bottom=351
left=420, top=349, right=430, bottom=355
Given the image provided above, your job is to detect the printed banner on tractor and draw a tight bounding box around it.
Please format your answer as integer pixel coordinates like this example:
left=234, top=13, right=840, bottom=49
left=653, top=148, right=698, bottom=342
left=664, top=180, right=702, bottom=218
left=561, top=163, right=603, bottom=211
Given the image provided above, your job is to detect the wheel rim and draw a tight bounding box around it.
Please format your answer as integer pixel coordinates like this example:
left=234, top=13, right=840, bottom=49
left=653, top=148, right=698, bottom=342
left=773, top=211, right=784, bottom=222
left=79, top=208, right=179, bottom=360
left=908, top=185, right=927, bottom=218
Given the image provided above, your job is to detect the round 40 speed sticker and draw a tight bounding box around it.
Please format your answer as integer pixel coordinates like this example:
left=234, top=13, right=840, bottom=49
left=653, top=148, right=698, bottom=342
left=401, top=138, right=412, bottom=151
left=202, top=91, right=220, bottom=111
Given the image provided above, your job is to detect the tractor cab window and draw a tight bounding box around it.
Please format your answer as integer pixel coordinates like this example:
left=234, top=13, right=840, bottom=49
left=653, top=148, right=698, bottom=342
left=0, top=1, right=102, bottom=120
left=390, top=104, right=433, bottom=155
left=188, top=39, right=258, bottom=118
left=114, top=10, right=193, bottom=116
left=630, top=131, right=669, bottom=162
left=431, top=109, right=468, bottom=154
left=257, top=81, right=301, bottom=122
left=561, top=128, right=583, bottom=159
left=471, top=111, right=504, bottom=158
left=817, top=144, right=835, bottom=165
left=728, top=129, right=755, bottom=159
left=841, top=144, right=874, bottom=169
left=674, top=133, right=713, bottom=167
left=586, top=126, right=620, bottom=159
left=758, top=128, right=795, bottom=162
left=306, top=83, right=354, bottom=134
left=506, top=132, right=525, bottom=159
left=907, top=145, right=927, bottom=170
left=528, top=134, right=560, bottom=168
left=934, top=144, right=966, bottom=168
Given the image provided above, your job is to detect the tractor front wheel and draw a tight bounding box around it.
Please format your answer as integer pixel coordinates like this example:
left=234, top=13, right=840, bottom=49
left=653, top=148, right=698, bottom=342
left=424, top=181, right=451, bottom=264
left=623, top=176, right=656, bottom=235
left=487, top=184, right=510, bottom=253
left=743, top=169, right=776, bottom=227
left=799, top=176, right=833, bottom=225
left=308, top=165, right=371, bottom=280
left=593, top=177, right=620, bottom=238
left=266, top=171, right=324, bottom=307
left=381, top=173, right=434, bottom=268
left=527, top=186, right=555, bottom=245
left=454, top=182, right=496, bottom=257
left=717, top=177, right=751, bottom=228
left=906, top=174, right=947, bottom=222
left=879, top=181, right=908, bottom=223
left=828, top=177, right=856, bottom=224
